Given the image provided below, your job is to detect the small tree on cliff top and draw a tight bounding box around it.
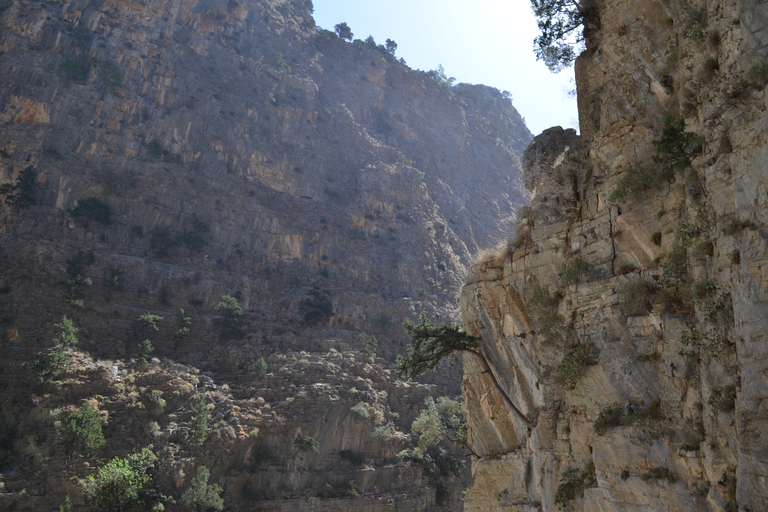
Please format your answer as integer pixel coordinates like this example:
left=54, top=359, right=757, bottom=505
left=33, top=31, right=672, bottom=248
left=334, top=22, right=353, bottom=41
left=396, top=314, right=532, bottom=426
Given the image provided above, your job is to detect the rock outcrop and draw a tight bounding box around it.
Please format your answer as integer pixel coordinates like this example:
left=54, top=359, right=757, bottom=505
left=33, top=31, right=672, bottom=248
left=460, top=0, right=768, bottom=510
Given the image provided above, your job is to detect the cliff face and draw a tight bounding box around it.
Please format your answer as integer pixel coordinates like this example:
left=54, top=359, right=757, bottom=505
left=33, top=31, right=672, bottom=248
left=0, top=0, right=532, bottom=509
left=461, top=0, right=768, bottom=510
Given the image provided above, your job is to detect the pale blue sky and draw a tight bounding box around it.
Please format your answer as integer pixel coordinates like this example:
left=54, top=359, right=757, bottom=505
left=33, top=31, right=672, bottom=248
left=312, top=0, right=579, bottom=135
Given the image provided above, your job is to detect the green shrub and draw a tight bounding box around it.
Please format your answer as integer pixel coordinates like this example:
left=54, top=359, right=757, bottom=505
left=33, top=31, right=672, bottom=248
left=33, top=316, right=77, bottom=386
left=134, top=313, right=163, bottom=336
left=148, top=226, right=181, bottom=257
left=189, top=392, right=209, bottom=445
left=370, top=424, right=395, bottom=439
left=684, top=7, right=707, bottom=39
left=59, top=495, right=73, bottom=512
left=146, top=139, right=163, bottom=158
left=554, top=462, right=596, bottom=508
left=0, top=166, right=37, bottom=209
left=693, top=281, right=716, bottom=300
left=315, top=480, right=359, bottom=499
left=745, top=62, right=768, bottom=87
left=93, top=167, right=136, bottom=195
left=157, top=283, right=171, bottom=305
left=138, top=339, right=154, bottom=365
left=702, top=57, right=719, bottom=81
left=556, top=343, right=595, bottom=389
left=294, top=435, right=320, bottom=453
left=248, top=446, right=276, bottom=470
left=174, top=308, right=192, bottom=348
left=57, top=403, right=105, bottom=456
left=528, top=286, right=572, bottom=346
left=695, top=240, right=714, bottom=257
left=334, top=22, right=353, bottom=41
left=679, top=328, right=729, bottom=362
left=653, top=246, right=694, bottom=316
left=641, top=467, right=676, bottom=483
left=59, top=59, right=85, bottom=80
left=617, top=279, right=655, bottom=316
left=64, top=250, right=94, bottom=305
left=611, top=117, right=700, bottom=202
left=67, top=197, right=112, bottom=229
left=33, top=346, right=69, bottom=385
left=359, top=332, right=378, bottom=356
left=610, top=163, right=666, bottom=202
left=372, top=313, right=394, bottom=329
left=81, top=448, right=163, bottom=510
left=55, top=315, right=79, bottom=348
left=435, top=482, right=450, bottom=506
left=339, top=449, right=364, bottom=466
left=68, top=30, right=91, bottom=46
left=179, top=214, right=209, bottom=252
left=560, top=257, right=589, bottom=286
left=721, top=219, right=759, bottom=235
left=300, top=286, right=334, bottom=325
left=275, top=52, right=290, bottom=73
left=425, top=64, right=455, bottom=91
left=651, top=231, right=662, bottom=245
left=96, top=59, right=122, bottom=92
left=180, top=466, right=224, bottom=512
left=593, top=404, right=625, bottom=436
left=215, top=295, right=245, bottom=337
left=593, top=400, right=661, bottom=436
left=654, top=288, right=695, bottom=317
left=350, top=402, right=371, bottom=419
left=317, top=28, right=339, bottom=42
left=677, top=219, right=705, bottom=248
left=653, top=115, right=701, bottom=174
left=253, top=357, right=268, bottom=378
left=411, top=396, right=466, bottom=452
left=104, top=267, right=126, bottom=298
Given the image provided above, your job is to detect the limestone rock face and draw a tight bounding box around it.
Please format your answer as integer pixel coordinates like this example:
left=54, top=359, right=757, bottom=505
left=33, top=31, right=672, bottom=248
left=461, top=0, right=768, bottom=509
left=0, top=0, right=531, bottom=509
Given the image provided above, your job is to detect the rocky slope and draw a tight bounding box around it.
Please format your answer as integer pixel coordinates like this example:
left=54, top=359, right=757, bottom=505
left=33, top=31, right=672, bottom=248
left=0, top=0, right=531, bottom=509
left=460, top=0, right=768, bottom=510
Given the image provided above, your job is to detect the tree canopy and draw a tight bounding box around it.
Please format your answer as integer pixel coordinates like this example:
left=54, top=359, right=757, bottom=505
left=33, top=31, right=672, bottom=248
left=334, top=22, right=352, bottom=41
left=531, top=0, right=597, bottom=72
left=0, top=166, right=37, bottom=209
left=68, top=197, right=111, bottom=228
left=180, top=466, right=224, bottom=512
left=396, top=314, right=478, bottom=380
left=412, top=396, right=471, bottom=454
left=81, top=448, right=162, bottom=511
left=396, top=314, right=532, bottom=426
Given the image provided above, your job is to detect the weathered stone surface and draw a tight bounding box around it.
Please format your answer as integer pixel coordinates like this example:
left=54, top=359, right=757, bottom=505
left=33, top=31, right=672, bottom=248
left=0, top=0, right=530, bottom=509
left=461, top=0, right=768, bottom=509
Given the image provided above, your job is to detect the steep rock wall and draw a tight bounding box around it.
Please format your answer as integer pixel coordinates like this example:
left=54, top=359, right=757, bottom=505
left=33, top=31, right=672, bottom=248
left=0, top=0, right=531, bottom=509
left=461, top=0, right=768, bottom=509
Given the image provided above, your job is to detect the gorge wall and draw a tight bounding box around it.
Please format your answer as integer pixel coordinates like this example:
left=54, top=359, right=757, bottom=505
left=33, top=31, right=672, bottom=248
left=460, top=0, right=768, bottom=510
left=0, top=0, right=532, bottom=509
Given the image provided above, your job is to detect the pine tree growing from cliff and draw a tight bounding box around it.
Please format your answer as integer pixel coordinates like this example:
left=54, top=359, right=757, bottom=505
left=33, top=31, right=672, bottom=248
left=396, top=314, right=532, bottom=426
left=531, top=0, right=599, bottom=72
